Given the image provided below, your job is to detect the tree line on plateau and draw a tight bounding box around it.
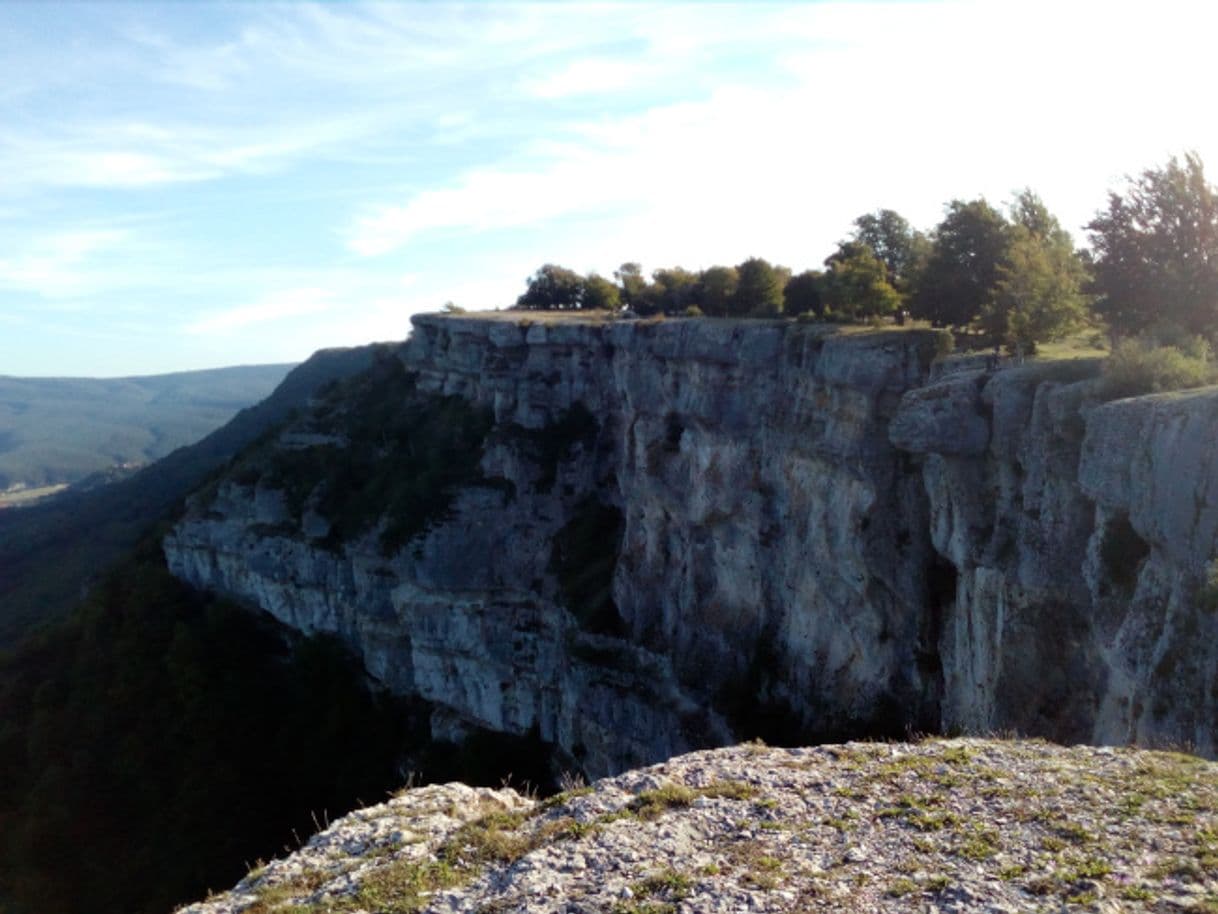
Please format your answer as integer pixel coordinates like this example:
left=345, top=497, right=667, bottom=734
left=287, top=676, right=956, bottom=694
left=509, top=154, right=1218, bottom=362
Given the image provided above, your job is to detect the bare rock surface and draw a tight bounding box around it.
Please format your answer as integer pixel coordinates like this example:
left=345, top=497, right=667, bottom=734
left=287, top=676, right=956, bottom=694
left=165, top=314, right=1218, bottom=771
left=177, top=738, right=1218, bottom=914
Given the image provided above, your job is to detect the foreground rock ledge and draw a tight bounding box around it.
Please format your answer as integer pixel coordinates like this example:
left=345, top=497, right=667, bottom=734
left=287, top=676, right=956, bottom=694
left=179, top=738, right=1218, bottom=914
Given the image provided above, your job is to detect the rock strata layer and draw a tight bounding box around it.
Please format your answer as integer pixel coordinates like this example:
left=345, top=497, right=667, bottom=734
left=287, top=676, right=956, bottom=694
left=165, top=315, right=1218, bottom=773
left=177, top=737, right=1218, bottom=914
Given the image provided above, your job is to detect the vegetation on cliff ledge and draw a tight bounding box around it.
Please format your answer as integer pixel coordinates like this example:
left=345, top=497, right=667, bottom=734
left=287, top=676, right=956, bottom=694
left=510, top=154, right=1218, bottom=386
left=238, top=353, right=501, bottom=554
left=0, top=544, right=556, bottom=914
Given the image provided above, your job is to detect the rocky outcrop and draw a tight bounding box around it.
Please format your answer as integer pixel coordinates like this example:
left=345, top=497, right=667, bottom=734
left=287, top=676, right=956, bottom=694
left=166, top=315, right=947, bottom=777
left=896, top=359, right=1218, bottom=756
left=178, top=737, right=1218, bottom=914
left=165, top=314, right=1218, bottom=775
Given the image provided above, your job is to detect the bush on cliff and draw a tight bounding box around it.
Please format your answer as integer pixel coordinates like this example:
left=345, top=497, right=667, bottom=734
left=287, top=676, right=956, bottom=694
left=1098, top=336, right=1216, bottom=400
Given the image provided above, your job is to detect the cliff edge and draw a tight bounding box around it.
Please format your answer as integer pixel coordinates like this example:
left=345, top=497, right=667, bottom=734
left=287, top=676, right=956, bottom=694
left=178, top=737, right=1218, bottom=914
left=165, top=314, right=1218, bottom=774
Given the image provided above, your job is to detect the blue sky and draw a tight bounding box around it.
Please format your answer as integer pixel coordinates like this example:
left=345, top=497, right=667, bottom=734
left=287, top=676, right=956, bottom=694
left=1, top=1, right=1216, bottom=376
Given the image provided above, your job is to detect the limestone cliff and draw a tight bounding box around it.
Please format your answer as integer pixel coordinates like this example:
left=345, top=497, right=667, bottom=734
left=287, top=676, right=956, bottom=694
left=893, top=361, right=1218, bottom=755
left=179, top=738, right=1218, bottom=914
left=164, top=314, right=1218, bottom=774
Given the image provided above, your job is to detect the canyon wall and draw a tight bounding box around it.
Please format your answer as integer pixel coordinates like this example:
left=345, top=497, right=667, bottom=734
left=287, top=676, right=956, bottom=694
left=164, top=314, right=1218, bottom=775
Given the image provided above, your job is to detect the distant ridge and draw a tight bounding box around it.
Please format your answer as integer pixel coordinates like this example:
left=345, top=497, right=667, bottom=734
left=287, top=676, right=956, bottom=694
left=0, top=363, right=296, bottom=492
left=0, top=345, right=386, bottom=647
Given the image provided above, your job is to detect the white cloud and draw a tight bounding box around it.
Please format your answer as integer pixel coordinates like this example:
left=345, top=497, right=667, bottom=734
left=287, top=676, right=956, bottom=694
left=0, top=229, right=130, bottom=297
left=6, top=0, right=1218, bottom=377
left=345, top=0, right=1218, bottom=275
left=186, top=287, right=337, bottom=334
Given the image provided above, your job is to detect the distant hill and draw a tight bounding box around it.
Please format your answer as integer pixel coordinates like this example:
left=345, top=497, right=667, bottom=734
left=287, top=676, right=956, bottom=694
left=0, top=364, right=296, bottom=493
left=0, top=346, right=383, bottom=646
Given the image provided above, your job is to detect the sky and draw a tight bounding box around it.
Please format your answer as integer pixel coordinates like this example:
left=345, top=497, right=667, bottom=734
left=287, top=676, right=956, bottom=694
left=2, top=0, right=1217, bottom=377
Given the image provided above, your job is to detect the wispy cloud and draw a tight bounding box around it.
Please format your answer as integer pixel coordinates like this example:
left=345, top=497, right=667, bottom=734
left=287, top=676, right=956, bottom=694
left=0, top=229, right=130, bottom=297
left=0, top=112, right=383, bottom=191
left=186, top=287, right=337, bottom=335
left=3, top=0, right=1217, bottom=377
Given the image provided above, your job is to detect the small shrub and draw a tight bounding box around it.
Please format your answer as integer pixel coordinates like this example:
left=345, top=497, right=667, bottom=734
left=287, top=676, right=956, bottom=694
left=924, top=874, right=951, bottom=892
left=683, top=305, right=704, bottom=317
left=633, top=868, right=693, bottom=901
left=700, top=780, right=758, bottom=801
left=629, top=784, right=697, bottom=819
left=1099, top=337, right=1215, bottom=400
left=885, top=877, right=918, bottom=897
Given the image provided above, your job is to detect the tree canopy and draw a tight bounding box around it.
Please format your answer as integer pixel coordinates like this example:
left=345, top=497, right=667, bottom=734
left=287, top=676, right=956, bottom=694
left=697, top=266, right=739, bottom=316
left=582, top=273, right=622, bottom=312
left=732, top=257, right=786, bottom=316
left=515, top=264, right=586, bottom=310
left=1086, top=153, right=1218, bottom=338
left=910, top=199, right=1010, bottom=328
left=783, top=269, right=823, bottom=317
left=822, top=242, right=901, bottom=319
left=981, top=191, right=1090, bottom=353
left=501, top=154, right=1218, bottom=357
left=852, top=209, right=929, bottom=293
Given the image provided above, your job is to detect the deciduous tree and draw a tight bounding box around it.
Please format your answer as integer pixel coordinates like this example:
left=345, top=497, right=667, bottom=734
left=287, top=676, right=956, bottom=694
left=1086, top=153, right=1218, bottom=339
left=614, top=263, right=647, bottom=308
left=514, top=264, right=585, bottom=310
left=697, top=265, right=739, bottom=316
left=732, top=257, right=785, bottom=316
left=852, top=209, right=929, bottom=293
left=783, top=270, right=823, bottom=317
left=582, top=273, right=622, bottom=311
left=981, top=190, right=1090, bottom=353
left=822, top=242, right=901, bottom=319
left=651, top=267, right=699, bottom=313
left=910, top=199, right=1010, bottom=328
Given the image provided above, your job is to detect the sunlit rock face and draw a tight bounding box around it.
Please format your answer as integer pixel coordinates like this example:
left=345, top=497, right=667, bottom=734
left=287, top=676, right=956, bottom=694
left=896, top=360, right=1218, bottom=757
left=165, top=314, right=1218, bottom=775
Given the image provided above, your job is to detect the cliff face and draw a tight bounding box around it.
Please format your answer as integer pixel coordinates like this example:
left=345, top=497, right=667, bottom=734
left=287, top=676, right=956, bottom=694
left=164, top=314, right=1218, bottom=774
left=895, top=363, right=1218, bottom=754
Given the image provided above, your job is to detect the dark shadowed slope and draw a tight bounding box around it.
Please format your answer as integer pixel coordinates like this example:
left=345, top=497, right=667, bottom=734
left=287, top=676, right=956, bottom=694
left=0, top=364, right=295, bottom=492
left=0, top=345, right=385, bottom=647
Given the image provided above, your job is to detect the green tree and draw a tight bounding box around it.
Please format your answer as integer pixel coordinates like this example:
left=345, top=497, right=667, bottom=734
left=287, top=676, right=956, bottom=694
left=910, top=199, right=1010, bottom=327
left=822, top=242, right=901, bottom=319
left=852, top=209, right=929, bottom=293
left=732, top=257, right=785, bottom=316
left=651, top=266, right=699, bottom=313
left=981, top=190, right=1090, bottom=354
left=697, top=265, right=739, bottom=316
left=783, top=269, right=823, bottom=317
left=514, top=264, right=585, bottom=310
left=1086, top=153, right=1218, bottom=339
left=582, top=273, right=622, bottom=312
left=614, top=262, right=647, bottom=307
